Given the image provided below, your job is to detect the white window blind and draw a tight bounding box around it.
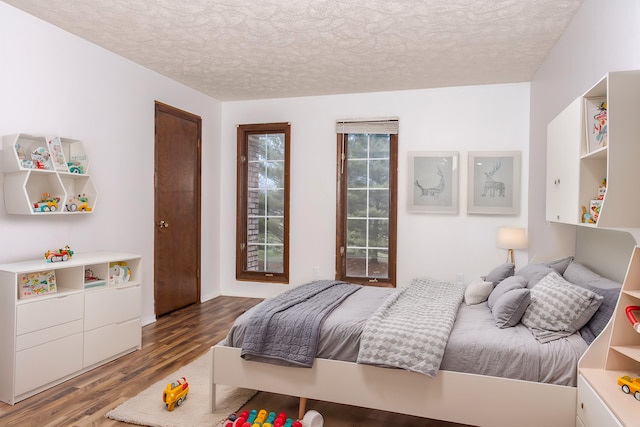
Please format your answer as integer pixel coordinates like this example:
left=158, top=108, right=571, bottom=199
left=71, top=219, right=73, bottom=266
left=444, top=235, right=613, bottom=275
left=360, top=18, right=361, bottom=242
left=335, top=118, right=398, bottom=134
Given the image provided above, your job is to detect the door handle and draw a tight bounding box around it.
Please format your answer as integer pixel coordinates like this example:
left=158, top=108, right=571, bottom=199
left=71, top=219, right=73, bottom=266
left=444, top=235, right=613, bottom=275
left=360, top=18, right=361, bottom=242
left=158, top=220, right=169, bottom=228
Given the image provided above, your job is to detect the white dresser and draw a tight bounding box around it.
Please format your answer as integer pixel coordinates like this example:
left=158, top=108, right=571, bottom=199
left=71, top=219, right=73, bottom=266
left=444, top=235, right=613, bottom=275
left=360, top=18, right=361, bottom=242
left=0, top=252, right=142, bottom=404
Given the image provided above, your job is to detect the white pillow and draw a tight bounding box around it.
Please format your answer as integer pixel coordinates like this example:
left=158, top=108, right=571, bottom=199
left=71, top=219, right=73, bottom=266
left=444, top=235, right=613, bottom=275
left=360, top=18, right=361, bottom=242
left=464, top=280, right=493, bottom=305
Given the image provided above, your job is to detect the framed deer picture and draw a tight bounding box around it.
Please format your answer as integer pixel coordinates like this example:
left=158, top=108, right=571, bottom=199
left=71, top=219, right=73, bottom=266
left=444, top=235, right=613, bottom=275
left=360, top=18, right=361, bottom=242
left=408, top=151, right=458, bottom=214
left=467, top=151, right=520, bottom=215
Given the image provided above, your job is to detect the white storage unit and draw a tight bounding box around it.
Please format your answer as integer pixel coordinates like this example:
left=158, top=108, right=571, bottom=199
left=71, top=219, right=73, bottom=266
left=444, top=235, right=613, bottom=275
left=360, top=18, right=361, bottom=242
left=546, top=70, right=640, bottom=227
left=577, top=246, right=640, bottom=427
left=2, top=133, right=98, bottom=215
left=0, top=252, right=141, bottom=405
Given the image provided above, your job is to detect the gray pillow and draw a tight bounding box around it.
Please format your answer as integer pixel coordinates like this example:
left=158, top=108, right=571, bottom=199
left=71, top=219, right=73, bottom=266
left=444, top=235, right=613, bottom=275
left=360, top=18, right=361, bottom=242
left=545, top=256, right=574, bottom=275
left=491, top=288, right=531, bottom=328
left=487, top=275, right=527, bottom=310
left=577, top=283, right=621, bottom=344
left=521, top=271, right=604, bottom=343
left=485, top=263, right=515, bottom=286
left=563, top=261, right=621, bottom=289
left=516, top=264, right=555, bottom=288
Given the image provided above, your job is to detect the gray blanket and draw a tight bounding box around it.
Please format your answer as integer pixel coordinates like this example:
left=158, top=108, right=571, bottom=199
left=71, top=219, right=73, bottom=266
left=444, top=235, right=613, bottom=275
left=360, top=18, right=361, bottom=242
left=240, top=280, right=361, bottom=367
left=357, top=277, right=465, bottom=377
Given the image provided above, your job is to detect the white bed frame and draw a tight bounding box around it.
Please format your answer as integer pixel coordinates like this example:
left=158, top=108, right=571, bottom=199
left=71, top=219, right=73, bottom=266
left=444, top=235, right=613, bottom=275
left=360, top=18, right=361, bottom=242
left=210, top=345, right=575, bottom=427
left=210, top=228, right=636, bottom=427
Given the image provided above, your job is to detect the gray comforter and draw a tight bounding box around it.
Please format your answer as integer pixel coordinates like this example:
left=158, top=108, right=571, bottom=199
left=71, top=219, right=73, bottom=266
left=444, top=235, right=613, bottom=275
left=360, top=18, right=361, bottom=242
left=240, top=280, right=361, bottom=367
left=223, top=281, right=588, bottom=385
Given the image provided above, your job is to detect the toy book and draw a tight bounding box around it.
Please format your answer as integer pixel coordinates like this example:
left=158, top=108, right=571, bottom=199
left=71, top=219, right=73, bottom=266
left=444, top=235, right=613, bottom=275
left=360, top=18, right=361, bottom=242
left=19, top=270, right=57, bottom=298
left=47, top=136, right=69, bottom=172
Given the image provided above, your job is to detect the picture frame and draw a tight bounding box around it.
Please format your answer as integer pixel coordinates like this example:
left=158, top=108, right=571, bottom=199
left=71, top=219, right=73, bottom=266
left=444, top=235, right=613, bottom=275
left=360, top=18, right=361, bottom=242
left=408, top=151, right=458, bottom=214
left=467, top=151, right=520, bottom=215
left=584, top=96, right=607, bottom=153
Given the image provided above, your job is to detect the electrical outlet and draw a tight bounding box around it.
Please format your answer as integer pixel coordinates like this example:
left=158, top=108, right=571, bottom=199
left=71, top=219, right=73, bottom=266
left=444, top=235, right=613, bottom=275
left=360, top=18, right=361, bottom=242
left=456, top=273, right=464, bottom=284
left=313, top=267, right=319, bottom=279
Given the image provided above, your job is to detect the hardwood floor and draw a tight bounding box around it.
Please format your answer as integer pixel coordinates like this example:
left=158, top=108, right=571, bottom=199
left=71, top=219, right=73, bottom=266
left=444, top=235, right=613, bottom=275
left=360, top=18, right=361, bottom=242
left=0, top=296, right=470, bottom=427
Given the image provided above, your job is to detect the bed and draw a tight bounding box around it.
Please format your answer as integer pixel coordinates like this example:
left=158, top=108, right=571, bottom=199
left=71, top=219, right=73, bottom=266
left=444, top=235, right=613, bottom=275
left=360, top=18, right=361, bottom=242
left=210, top=229, right=634, bottom=427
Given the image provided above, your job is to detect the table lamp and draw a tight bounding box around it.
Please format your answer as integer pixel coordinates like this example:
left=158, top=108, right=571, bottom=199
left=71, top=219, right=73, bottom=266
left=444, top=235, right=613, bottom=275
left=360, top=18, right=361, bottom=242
left=497, top=227, right=527, bottom=265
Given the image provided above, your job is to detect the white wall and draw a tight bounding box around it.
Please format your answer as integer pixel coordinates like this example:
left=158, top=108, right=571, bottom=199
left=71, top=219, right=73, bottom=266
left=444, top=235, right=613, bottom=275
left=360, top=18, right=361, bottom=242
left=221, top=84, right=530, bottom=298
left=529, top=0, right=640, bottom=261
left=0, top=3, right=223, bottom=325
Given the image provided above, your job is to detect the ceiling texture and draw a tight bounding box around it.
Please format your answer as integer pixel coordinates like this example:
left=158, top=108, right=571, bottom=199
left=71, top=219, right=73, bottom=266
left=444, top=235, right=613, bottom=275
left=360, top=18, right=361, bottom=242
left=3, top=0, right=583, bottom=101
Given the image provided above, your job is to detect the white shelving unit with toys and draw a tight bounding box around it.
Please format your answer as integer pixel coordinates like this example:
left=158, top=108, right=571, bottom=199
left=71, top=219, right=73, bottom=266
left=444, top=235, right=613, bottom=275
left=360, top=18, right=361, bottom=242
left=577, top=246, right=640, bottom=426
left=0, top=251, right=141, bottom=405
left=2, top=133, right=98, bottom=215
left=546, top=70, right=640, bottom=228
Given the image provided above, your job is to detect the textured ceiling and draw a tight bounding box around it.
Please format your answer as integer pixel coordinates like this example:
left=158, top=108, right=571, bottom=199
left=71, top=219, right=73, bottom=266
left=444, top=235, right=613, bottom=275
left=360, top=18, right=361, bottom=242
left=3, top=0, right=583, bottom=101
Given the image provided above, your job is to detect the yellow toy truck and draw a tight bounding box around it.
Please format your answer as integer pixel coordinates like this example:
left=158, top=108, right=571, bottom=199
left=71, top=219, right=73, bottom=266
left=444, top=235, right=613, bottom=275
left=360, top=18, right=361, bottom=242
left=617, top=375, right=640, bottom=401
left=162, top=377, right=189, bottom=411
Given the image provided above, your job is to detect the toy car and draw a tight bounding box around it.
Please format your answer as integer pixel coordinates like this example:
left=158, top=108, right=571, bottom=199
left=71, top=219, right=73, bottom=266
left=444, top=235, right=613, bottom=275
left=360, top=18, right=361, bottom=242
left=45, top=246, right=74, bottom=262
left=67, top=160, right=85, bottom=174
left=66, top=194, right=92, bottom=212
left=617, top=375, right=640, bottom=400
left=34, top=193, right=60, bottom=212
left=162, top=377, right=188, bottom=411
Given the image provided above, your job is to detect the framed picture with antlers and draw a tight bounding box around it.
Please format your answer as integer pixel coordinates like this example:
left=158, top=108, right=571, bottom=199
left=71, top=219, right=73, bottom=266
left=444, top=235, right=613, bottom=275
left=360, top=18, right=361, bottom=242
left=467, top=151, right=521, bottom=215
left=408, top=151, right=459, bottom=214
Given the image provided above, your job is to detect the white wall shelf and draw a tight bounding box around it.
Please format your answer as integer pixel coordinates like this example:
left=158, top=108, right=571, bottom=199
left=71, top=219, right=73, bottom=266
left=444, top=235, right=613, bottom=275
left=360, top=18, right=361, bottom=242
left=2, top=133, right=98, bottom=215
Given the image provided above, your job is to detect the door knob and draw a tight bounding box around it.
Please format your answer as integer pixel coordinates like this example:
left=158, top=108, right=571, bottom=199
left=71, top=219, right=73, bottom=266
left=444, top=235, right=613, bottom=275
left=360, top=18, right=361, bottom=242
left=159, top=220, right=169, bottom=228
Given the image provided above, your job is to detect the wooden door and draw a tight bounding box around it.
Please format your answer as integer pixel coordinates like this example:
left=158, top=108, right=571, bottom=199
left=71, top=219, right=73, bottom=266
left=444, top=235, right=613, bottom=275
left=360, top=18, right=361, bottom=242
left=154, top=101, right=201, bottom=316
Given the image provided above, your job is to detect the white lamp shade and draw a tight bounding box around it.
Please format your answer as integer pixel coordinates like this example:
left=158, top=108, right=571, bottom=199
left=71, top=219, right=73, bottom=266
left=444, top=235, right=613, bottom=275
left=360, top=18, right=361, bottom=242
left=497, top=227, right=527, bottom=249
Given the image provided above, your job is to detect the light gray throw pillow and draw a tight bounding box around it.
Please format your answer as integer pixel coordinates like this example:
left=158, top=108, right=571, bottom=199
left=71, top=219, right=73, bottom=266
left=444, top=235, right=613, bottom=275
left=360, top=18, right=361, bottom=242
left=485, top=263, right=515, bottom=286
left=492, top=288, right=531, bottom=328
left=521, top=271, right=603, bottom=343
left=487, top=275, right=527, bottom=310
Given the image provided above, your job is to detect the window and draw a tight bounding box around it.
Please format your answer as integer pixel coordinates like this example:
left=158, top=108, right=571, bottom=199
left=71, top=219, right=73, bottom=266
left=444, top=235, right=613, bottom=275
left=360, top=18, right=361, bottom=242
left=236, top=123, right=290, bottom=283
left=336, top=119, right=398, bottom=287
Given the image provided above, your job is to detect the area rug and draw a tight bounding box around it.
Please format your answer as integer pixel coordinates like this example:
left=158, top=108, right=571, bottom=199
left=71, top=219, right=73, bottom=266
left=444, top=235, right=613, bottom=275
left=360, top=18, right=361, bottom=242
left=106, top=352, right=256, bottom=427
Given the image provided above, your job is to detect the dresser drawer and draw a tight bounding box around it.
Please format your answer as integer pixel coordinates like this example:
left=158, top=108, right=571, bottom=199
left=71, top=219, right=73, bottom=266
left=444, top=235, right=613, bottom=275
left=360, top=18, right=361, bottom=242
left=84, top=284, right=141, bottom=331
left=16, top=319, right=83, bottom=351
left=16, top=293, right=83, bottom=335
left=15, top=332, right=83, bottom=396
left=577, top=375, right=623, bottom=427
left=83, top=317, right=141, bottom=367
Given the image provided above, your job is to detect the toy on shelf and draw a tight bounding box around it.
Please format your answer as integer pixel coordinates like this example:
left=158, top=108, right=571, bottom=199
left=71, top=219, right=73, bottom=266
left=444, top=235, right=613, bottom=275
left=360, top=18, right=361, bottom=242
left=109, top=262, right=130, bottom=285
left=162, top=377, right=188, bottom=411
left=581, top=206, right=595, bottom=224
left=65, top=193, right=92, bottom=212
left=30, top=146, right=53, bottom=170
left=84, top=268, right=106, bottom=288
left=19, top=270, right=56, bottom=299
left=625, top=306, right=640, bottom=333
left=67, top=160, right=85, bottom=174
left=45, top=245, right=74, bottom=262
left=618, top=375, right=640, bottom=401
left=33, top=192, right=60, bottom=213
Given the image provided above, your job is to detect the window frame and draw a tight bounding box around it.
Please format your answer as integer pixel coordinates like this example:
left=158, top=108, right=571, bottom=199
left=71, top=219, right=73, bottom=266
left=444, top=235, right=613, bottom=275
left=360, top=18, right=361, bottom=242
left=236, top=122, right=290, bottom=283
left=335, top=132, right=398, bottom=287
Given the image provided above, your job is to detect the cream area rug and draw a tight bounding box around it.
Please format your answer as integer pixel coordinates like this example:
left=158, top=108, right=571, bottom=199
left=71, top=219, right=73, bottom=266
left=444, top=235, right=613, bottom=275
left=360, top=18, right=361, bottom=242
left=106, top=352, right=256, bottom=427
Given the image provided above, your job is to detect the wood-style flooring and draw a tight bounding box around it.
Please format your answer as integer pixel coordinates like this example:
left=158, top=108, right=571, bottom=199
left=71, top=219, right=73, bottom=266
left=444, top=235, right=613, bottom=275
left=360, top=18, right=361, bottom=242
left=0, top=296, right=470, bottom=427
